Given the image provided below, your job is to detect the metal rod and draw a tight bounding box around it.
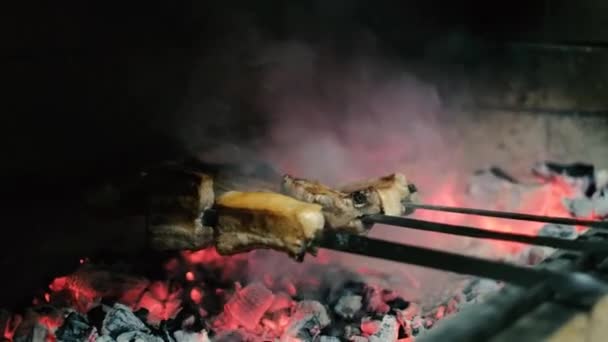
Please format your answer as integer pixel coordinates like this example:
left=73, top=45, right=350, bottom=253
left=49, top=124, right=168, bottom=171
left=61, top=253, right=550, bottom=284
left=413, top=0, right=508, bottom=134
left=406, top=203, right=608, bottom=229
left=363, top=214, right=608, bottom=252
left=318, top=232, right=554, bottom=287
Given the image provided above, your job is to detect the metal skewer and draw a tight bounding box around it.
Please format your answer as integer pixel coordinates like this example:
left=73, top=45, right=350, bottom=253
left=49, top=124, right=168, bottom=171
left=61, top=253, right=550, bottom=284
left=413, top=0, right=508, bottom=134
left=318, top=231, right=608, bottom=299
left=406, top=203, right=608, bottom=229
left=363, top=214, right=608, bottom=253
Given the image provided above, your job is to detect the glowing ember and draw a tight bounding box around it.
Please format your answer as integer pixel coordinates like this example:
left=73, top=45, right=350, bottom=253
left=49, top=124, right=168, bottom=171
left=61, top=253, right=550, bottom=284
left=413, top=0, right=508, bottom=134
left=136, top=281, right=182, bottom=324
left=7, top=162, right=603, bottom=341
left=190, top=287, right=203, bottom=304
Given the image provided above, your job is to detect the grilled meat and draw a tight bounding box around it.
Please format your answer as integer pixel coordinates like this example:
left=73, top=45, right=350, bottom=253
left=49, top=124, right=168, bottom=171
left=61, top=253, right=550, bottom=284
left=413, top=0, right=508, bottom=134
left=144, top=168, right=216, bottom=251
left=339, top=173, right=418, bottom=216
left=213, top=191, right=325, bottom=259
left=282, top=173, right=418, bottom=232
left=281, top=175, right=378, bottom=233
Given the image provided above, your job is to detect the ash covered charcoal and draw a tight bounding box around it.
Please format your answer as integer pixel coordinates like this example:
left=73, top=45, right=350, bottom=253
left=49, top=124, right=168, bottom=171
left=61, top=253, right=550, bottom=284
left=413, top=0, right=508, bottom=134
left=343, top=324, right=362, bottom=340
left=563, top=197, right=595, bottom=218
left=15, top=324, right=49, bottom=342
left=563, top=191, right=608, bottom=219
left=367, top=315, right=398, bottom=342
left=538, top=224, right=578, bottom=239
left=173, top=330, right=211, bottom=342
left=466, top=169, right=532, bottom=212
left=224, top=282, right=275, bottom=331
left=325, top=279, right=366, bottom=305
left=532, top=162, right=604, bottom=197
left=116, top=330, right=165, bottom=342
left=12, top=307, right=64, bottom=342
left=333, top=294, right=363, bottom=320
left=597, top=169, right=608, bottom=189
left=593, top=193, right=608, bottom=218
left=212, top=330, right=256, bottom=342
left=280, top=300, right=330, bottom=342
left=55, top=311, right=95, bottom=342
left=318, top=336, right=341, bottom=342
left=459, top=278, right=501, bottom=305
left=101, top=303, right=150, bottom=338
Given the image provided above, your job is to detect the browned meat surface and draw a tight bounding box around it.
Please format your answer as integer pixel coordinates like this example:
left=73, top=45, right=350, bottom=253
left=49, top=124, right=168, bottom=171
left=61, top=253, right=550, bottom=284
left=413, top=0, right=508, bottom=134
left=339, top=173, right=418, bottom=216
left=213, top=191, right=325, bottom=259
left=143, top=168, right=216, bottom=250
left=281, top=175, right=378, bottom=233
left=281, top=173, right=418, bottom=233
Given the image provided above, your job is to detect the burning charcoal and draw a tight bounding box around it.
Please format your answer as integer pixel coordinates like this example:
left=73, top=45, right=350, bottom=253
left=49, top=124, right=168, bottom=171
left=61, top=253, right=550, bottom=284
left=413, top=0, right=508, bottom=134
left=360, top=318, right=381, bottom=335
left=368, top=315, right=398, bottom=342
left=136, top=281, right=183, bottom=325
left=268, top=292, right=293, bottom=313
left=334, top=295, right=362, bottom=319
left=0, top=310, right=21, bottom=341
left=224, top=282, right=274, bottom=331
left=55, top=311, right=93, bottom=342
left=364, top=287, right=389, bottom=315
left=173, top=330, right=211, bottom=342
left=115, top=331, right=164, bottom=342
left=538, top=224, right=577, bottom=239
left=102, top=303, right=150, bottom=338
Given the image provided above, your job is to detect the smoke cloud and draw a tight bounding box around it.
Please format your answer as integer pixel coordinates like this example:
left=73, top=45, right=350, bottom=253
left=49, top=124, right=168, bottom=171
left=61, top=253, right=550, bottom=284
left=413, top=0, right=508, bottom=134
left=173, top=18, right=521, bottom=303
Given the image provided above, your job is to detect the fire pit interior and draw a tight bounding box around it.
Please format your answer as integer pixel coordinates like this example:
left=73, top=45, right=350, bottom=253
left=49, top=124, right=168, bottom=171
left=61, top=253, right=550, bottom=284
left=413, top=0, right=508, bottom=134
left=4, top=1, right=608, bottom=341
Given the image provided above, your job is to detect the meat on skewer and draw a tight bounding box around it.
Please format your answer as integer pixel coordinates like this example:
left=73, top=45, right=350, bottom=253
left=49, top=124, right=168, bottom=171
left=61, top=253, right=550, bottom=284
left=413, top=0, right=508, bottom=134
left=138, top=162, right=418, bottom=259
left=281, top=173, right=418, bottom=233
left=213, top=191, right=325, bottom=259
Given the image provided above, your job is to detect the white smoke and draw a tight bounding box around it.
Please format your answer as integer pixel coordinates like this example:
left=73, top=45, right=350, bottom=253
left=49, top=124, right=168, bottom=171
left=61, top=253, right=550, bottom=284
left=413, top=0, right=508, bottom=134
left=179, top=29, right=488, bottom=302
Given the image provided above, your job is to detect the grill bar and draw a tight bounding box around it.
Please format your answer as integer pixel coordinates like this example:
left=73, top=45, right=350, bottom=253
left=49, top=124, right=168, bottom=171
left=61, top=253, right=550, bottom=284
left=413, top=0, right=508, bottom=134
left=363, top=214, right=608, bottom=252
left=318, top=231, right=550, bottom=287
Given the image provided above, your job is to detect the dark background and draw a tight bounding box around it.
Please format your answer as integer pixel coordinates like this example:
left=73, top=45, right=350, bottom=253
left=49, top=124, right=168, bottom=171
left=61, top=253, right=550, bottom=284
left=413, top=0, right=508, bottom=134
left=2, top=0, right=607, bottom=308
